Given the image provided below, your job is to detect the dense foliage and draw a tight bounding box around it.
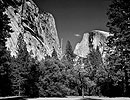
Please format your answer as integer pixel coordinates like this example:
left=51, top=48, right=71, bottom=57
left=1, top=0, right=130, bottom=98
left=10, top=33, right=31, bottom=96
left=0, top=1, right=13, bottom=96
left=63, top=40, right=75, bottom=64
left=106, top=0, right=130, bottom=97
left=38, top=58, right=68, bottom=97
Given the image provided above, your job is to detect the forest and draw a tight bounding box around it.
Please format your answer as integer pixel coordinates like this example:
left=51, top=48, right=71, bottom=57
left=0, top=0, right=130, bottom=98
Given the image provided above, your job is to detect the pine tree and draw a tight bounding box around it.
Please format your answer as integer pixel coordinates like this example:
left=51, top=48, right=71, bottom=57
left=64, top=40, right=74, bottom=64
left=25, top=57, right=40, bottom=97
left=10, top=33, right=30, bottom=96
left=38, top=58, right=69, bottom=97
left=88, top=46, right=103, bottom=70
left=107, top=0, right=130, bottom=96
left=52, top=47, right=58, bottom=60
left=0, top=1, right=13, bottom=96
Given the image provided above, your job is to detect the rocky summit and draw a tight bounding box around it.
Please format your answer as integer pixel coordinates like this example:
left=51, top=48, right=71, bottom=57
left=4, top=0, right=62, bottom=60
left=74, top=30, right=110, bottom=58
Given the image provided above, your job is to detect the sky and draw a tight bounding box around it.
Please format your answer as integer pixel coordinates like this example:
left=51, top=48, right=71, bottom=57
left=33, top=0, right=110, bottom=50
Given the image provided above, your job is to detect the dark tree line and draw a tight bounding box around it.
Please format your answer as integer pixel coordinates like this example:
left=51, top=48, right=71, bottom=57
left=106, top=0, right=130, bottom=97
left=1, top=0, right=130, bottom=98
left=0, top=1, right=13, bottom=96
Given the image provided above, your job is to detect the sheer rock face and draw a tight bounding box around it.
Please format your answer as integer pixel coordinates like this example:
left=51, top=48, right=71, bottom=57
left=74, top=30, right=109, bottom=58
left=4, top=0, right=62, bottom=60
left=74, top=33, right=90, bottom=58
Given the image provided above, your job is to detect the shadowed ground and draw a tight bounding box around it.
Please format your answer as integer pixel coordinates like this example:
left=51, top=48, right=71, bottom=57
left=28, top=96, right=130, bottom=100
left=1, top=96, right=130, bottom=100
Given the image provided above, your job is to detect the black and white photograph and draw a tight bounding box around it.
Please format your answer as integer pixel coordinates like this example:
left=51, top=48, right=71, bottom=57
left=0, top=0, right=130, bottom=100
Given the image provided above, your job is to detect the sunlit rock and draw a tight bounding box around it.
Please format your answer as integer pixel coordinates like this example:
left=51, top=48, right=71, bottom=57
left=74, top=33, right=90, bottom=58
left=4, top=0, right=62, bottom=60
left=74, top=30, right=110, bottom=58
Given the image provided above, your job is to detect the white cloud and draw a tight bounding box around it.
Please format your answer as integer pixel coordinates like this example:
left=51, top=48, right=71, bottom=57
left=74, top=34, right=80, bottom=37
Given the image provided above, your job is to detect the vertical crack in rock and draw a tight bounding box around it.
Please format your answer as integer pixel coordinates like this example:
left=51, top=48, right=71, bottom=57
left=74, top=30, right=110, bottom=58
left=4, top=0, right=62, bottom=60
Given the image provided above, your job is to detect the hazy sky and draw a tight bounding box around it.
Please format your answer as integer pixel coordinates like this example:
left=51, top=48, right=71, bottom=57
left=33, top=0, right=110, bottom=50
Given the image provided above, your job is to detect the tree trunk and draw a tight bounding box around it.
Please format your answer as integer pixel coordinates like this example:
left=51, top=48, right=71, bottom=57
left=123, top=69, right=128, bottom=97
left=82, top=85, right=84, bottom=98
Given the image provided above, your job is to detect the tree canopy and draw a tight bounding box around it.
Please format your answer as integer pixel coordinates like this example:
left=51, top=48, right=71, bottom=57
left=106, top=0, right=130, bottom=97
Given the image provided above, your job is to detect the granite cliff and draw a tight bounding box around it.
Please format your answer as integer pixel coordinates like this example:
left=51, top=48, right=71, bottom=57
left=74, top=30, right=110, bottom=58
left=3, top=0, right=62, bottom=60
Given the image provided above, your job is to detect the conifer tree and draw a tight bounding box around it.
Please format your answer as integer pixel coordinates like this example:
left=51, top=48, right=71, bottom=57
left=0, top=1, right=13, bottom=96
left=25, top=57, right=40, bottom=97
left=107, top=0, right=130, bottom=96
left=10, top=33, right=30, bottom=96
left=38, top=57, right=70, bottom=97
left=64, top=40, right=74, bottom=64
left=52, top=47, right=58, bottom=60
